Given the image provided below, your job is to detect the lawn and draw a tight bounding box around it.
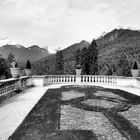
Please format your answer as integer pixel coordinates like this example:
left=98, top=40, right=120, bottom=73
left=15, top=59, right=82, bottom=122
left=9, top=85, right=140, bottom=140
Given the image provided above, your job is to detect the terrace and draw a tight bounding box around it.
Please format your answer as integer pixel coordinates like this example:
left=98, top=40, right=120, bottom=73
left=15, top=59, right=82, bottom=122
left=0, top=75, right=140, bottom=140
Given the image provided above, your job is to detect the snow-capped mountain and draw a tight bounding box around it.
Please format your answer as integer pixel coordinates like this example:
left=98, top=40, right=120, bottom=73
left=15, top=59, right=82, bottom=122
left=0, top=43, right=50, bottom=62
left=44, top=46, right=56, bottom=54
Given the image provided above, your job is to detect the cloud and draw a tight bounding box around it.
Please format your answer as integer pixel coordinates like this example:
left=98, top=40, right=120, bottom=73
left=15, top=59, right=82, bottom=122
left=0, top=0, right=140, bottom=49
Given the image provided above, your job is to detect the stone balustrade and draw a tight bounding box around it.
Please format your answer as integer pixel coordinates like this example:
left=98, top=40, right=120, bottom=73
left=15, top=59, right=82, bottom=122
left=42, top=75, right=140, bottom=88
left=44, top=75, right=76, bottom=84
left=0, top=75, right=140, bottom=103
left=43, top=75, right=118, bottom=85
left=81, top=75, right=117, bottom=84
left=0, top=76, right=31, bottom=103
left=0, top=78, right=18, bottom=96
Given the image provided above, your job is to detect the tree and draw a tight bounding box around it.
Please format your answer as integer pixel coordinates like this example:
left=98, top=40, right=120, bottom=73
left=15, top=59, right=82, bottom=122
left=116, top=53, right=131, bottom=76
left=74, top=49, right=81, bottom=65
left=105, top=63, right=113, bottom=75
left=81, top=47, right=90, bottom=74
left=0, top=55, right=6, bottom=76
left=26, top=60, right=31, bottom=69
left=88, top=39, right=98, bottom=75
left=55, top=51, right=64, bottom=74
left=0, top=55, right=11, bottom=79
left=7, top=52, right=15, bottom=63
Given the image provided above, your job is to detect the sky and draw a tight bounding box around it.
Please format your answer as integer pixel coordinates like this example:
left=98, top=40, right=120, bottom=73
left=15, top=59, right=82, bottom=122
left=0, top=0, right=140, bottom=50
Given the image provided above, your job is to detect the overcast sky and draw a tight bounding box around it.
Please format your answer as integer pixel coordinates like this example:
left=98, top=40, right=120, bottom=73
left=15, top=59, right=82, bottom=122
left=0, top=0, right=140, bottom=49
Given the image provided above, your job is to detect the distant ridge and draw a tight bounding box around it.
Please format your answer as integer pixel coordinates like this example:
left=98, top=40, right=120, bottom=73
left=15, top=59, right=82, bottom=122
left=0, top=44, right=50, bottom=62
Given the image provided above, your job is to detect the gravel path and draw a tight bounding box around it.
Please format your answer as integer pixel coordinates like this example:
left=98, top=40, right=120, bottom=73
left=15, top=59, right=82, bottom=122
left=119, top=105, right=140, bottom=130
left=60, top=105, right=127, bottom=140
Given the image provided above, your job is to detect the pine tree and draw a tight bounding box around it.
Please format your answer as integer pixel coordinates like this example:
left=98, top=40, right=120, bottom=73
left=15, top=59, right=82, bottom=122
left=0, top=55, right=7, bottom=77
left=26, top=60, right=31, bottom=69
left=7, top=52, right=15, bottom=63
left=116, top=53, right=131, bottom=76
left=55, top=51, right=64, bottom=74
left=75, top=49, right=81, bottom=65
left=88, top=39, right=98, bottom=75
left=81, top=47, right=90, bottom=74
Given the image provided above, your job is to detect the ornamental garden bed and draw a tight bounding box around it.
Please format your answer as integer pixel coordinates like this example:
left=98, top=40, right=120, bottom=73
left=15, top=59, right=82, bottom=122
left=9, top=86, right=140, bottom=140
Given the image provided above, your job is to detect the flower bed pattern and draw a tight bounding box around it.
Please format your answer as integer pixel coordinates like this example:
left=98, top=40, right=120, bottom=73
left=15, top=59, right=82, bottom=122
left=82, top=99, right=119, bottom=109
left=93, top=91, right=126, bottom=101
left=9, top=85, right=140, bottom=140
left=62, top=90, right=85, bottom=101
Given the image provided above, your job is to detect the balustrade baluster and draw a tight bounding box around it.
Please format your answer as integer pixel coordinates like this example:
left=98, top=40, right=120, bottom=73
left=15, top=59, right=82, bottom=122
left=65, top=77, right=67, bottom=82
left=90, top=76, right=92, bottom=82
left=59, top=77, right=61, bottom=82
left=70, top=77, right=72, bottom=82
left=87, top=76, right=89, bottom=82
left=81, top=76, right=83, bottom=82
left=84, top=76, right=86, bottom=82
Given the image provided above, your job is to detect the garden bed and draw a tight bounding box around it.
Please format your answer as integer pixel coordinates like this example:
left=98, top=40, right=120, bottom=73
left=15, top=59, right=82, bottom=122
left=9, top=85, right=140, bottom=140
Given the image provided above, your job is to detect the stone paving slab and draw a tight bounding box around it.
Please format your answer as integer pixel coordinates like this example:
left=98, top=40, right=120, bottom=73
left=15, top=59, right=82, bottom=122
left=0, top=85, right=62, bottom=140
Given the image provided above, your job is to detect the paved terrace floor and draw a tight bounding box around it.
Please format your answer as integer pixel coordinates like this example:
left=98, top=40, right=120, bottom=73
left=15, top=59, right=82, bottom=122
left=0, top=84, right=62, bottom=140
left=0, top=84, right=140, bottom=140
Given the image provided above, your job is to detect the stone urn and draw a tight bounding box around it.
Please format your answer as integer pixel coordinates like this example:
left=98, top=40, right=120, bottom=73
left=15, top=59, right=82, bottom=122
left=75, top=64, right=82, bottom=76
left=131, top=69, right=139, bottom=77
left=25, top=69, right=32, bottom=76
left=131, top=61, right=139, bottom=77
left=10, top=61, right=21, bottom=78
left=10, top=68, right=21, bottom=78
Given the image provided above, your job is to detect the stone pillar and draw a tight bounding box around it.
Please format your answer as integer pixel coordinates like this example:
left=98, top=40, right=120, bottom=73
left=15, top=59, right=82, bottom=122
left=76, top=76, right=81, bottom=84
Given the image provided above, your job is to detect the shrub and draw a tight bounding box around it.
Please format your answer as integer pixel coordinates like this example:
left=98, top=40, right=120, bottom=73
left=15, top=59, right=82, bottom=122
left=15, top=62, right=18, bottom=68
left=133, top=61, right=138, bottom=69
left=26, top=60, right=31, bottom=69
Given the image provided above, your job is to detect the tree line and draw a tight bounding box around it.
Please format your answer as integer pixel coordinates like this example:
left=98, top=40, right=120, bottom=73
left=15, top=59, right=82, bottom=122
left=55, top=39, right=132, bottom=76
left=55, top=39, right=99, bottom=75
left=0, top=39, right=135, bottom=79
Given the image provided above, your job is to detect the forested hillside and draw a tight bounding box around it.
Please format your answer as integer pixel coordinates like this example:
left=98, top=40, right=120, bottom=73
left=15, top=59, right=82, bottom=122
left=0, top=45, right=50, bottom=62
left=33, top=28, right=140, bottom=76
left=97, top=28, right=140, bottom=75
left=32, top=40, right=90, bottom=75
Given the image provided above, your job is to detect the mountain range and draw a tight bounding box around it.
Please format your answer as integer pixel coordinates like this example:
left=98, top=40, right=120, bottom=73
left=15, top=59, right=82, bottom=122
left=1, top=28, right=140, bottom=76
left=0, top=44, right=50, bottom=62
left=32, top=28, right=140, bottom=75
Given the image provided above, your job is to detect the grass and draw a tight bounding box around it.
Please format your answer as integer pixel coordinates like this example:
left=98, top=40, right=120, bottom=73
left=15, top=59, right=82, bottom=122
left=8, top=85, right=140, bottom=140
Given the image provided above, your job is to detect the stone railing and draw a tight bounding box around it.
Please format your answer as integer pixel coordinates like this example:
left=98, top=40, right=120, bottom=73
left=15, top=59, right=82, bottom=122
left=44, top=75, right=76, bottom=84
left=42, top=75, right=118, bottom=85
left=81, top=75, right=117, bottom=84
left=0, top=78, right=19, bottom=96
left=0, top=76, right=32, bottom=103
left=0, top=75, right=140, bottom=103
left=41, top=75, right=140, bottom=88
